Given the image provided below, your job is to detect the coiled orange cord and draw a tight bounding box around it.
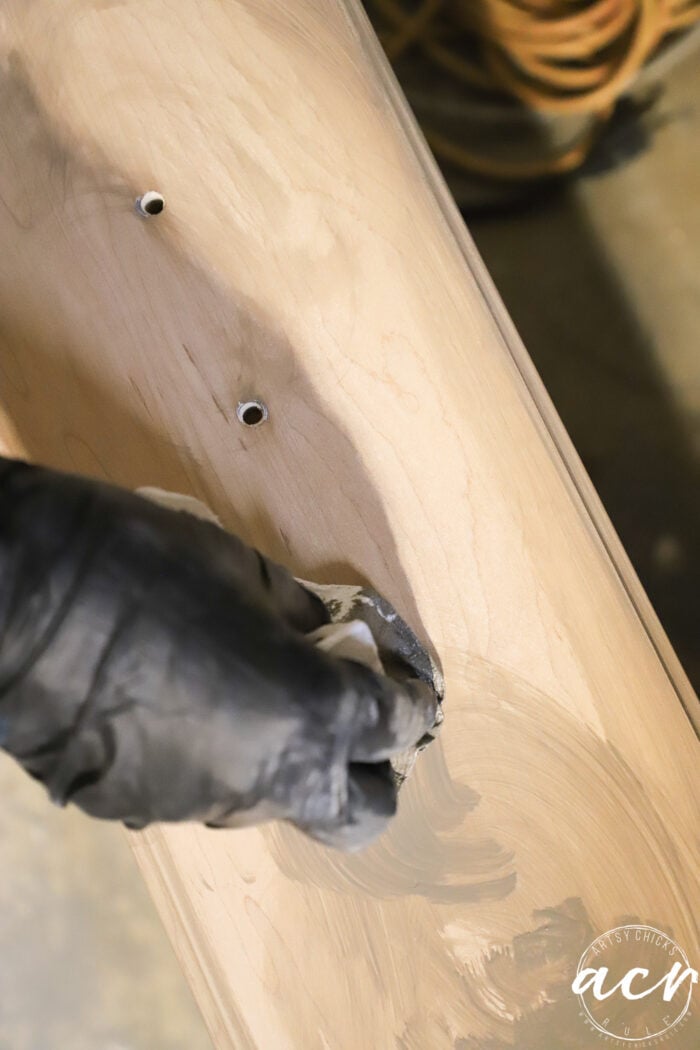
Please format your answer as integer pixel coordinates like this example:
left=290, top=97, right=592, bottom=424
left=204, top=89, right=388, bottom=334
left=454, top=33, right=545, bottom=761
left=369, top=0, right=700, bottom=178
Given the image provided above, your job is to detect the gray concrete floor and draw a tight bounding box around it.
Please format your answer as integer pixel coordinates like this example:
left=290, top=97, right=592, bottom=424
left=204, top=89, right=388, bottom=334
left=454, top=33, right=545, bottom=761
left=469, top=52, right=700, bottom=689
left=1, top=46, right=698, bottom=1050
left=0, top=756, right=212, bottom=1049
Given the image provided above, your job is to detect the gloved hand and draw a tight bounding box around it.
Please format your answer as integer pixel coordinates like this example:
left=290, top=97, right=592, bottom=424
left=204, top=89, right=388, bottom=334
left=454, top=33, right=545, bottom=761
left=0, top=456, right=438, bottom=849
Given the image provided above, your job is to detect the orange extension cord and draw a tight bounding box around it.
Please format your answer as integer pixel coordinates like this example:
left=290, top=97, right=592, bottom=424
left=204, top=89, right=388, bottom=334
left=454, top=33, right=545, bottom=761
left=370, top=0, right=700, bottom=178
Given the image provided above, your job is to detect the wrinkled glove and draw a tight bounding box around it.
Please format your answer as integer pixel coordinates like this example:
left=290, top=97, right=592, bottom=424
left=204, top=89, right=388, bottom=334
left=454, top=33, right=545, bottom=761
left=0, top=456, right=438, bottom=849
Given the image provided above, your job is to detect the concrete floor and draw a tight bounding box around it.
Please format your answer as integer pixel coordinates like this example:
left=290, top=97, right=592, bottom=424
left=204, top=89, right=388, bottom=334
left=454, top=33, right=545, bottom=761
left=469, top=52, right=700, bottom=690
left=1, top=45, right=698, bottom=1050
left=0, top=758, right=212, bottom=1050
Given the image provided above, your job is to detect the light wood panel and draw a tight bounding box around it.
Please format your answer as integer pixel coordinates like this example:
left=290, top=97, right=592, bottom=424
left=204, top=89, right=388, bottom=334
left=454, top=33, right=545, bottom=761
left=1, top=2, right=698, bottom=1047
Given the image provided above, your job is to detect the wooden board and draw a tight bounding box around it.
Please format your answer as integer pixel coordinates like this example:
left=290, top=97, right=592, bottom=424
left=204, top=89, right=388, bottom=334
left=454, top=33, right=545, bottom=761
left=1, top=2, right=698, bottom=1047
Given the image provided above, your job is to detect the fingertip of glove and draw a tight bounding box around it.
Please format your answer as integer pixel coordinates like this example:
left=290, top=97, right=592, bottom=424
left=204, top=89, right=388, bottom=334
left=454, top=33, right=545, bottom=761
left=300, top=761, right=397, bottom=852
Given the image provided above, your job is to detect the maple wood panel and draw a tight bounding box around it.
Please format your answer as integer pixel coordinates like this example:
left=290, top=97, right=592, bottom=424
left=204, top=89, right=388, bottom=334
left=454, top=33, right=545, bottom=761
left=1, top=2, right=698, bottom=1047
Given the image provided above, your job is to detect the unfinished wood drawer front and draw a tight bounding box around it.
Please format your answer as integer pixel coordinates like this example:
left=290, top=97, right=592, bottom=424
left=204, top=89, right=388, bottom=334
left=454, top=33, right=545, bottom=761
left=0, top=2, right=698, bottom=1047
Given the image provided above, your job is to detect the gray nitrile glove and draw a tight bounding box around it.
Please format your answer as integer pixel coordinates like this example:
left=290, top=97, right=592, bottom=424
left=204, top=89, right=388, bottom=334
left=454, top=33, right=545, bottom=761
left=0, top=457, right=438, bottom=849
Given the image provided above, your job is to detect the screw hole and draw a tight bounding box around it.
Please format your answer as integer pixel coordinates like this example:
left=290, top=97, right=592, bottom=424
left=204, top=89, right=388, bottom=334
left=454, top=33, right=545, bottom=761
left=135, top=191, right=165, bottom=217
left=237, top=400, right=268, bottom=427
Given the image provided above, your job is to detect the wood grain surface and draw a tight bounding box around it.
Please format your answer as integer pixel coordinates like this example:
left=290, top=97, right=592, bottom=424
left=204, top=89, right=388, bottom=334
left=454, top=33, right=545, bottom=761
left=1, top=2, right=698, bottom=1047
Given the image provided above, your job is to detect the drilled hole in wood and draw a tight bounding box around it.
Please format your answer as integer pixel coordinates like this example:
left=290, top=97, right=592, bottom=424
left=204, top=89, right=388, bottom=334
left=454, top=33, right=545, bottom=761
left=237, top=400, right=268, bottom=427
left=135, top=191, right=165, bottom=217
